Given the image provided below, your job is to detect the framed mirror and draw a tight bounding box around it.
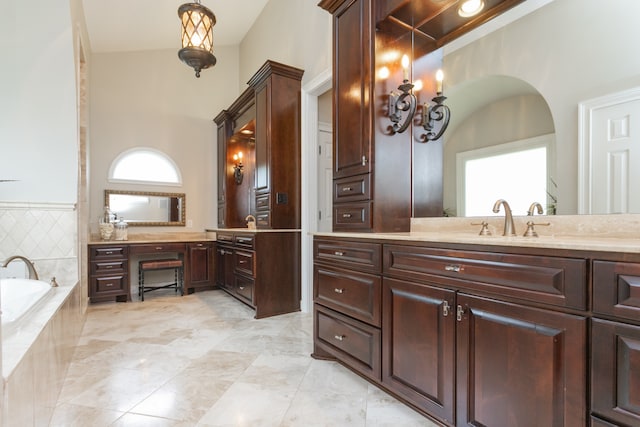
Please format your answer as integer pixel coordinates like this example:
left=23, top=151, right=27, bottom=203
left=104, top=190, right=185, bottom=226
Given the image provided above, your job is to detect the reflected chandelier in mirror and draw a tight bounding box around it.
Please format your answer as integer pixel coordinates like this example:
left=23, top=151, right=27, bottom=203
left=104, top=190, right=185, bottom=226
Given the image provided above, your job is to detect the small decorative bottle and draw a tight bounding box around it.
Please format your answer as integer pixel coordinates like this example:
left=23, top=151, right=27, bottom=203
left=114, top=217, right=128, bottom=241
left=99, top=206, right=114, bottom=240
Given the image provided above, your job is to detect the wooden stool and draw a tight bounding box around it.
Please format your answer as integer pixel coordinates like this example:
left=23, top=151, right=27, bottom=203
left=138, top=259, right=184, bottom=301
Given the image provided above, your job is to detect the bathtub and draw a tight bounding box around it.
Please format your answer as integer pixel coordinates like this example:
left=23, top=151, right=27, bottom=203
left=1, top=278, right=52, bottom=334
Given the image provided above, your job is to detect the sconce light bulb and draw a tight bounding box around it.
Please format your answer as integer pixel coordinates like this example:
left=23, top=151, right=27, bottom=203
left=401, top=55, right=410, bottom=81
left=233, top=154, right=238, bottom=161
left=379, top=66, right=390, bottom=79
left=238, top=151, right=243, bottom=159
left=413, top=79, right=423, bottom=92
left=436, top=69, right=444, bottom=94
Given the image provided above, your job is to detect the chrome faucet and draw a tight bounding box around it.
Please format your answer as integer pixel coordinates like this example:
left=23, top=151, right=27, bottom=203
left=2, top=255, right=39, bottom=280
left=492, top=199, right=517, bottom=236
left=527, top=202, right=544, bottom=216
left=245, top=215, right=256, bottom=230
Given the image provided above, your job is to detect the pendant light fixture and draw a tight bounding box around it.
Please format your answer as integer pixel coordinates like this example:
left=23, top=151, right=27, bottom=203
left=177, top=1, right=217, bottom=78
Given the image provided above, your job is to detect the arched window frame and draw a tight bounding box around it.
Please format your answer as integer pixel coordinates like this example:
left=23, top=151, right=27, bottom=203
left=108, top=147, right=183, bottom=186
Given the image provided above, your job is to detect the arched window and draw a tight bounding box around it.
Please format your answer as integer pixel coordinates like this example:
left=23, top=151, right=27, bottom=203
left=108, top=148, right=182, bottom=186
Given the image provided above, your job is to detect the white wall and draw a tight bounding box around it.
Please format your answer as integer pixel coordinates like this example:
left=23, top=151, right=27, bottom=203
left=239, top=0, right=332, bottom=87
left=0, top=0, right=78, bottom=203
left=88, top=46, right=240, bottom=232
left=444, top=0, right=640, bottom=214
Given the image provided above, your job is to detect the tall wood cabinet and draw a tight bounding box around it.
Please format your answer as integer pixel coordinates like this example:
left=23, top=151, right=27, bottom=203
left=214, top=60, right=303, bottom=229
left=320, top=0, right=444, bottom=232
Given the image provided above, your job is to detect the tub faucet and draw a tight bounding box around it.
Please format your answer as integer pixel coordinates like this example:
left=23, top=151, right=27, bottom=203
left=492, top=199, right=517, bottom=236
left=527, top=202, right=544, bottom=216
left=2, top=255, right=39, bottom=280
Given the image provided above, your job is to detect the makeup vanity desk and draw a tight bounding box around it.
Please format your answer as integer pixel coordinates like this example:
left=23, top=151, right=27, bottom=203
left=88, top=235, right=216, bottom=303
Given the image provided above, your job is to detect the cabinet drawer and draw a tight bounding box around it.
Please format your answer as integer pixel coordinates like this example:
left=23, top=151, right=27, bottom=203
left=334, top=174, right=370, bottom=203
left=314, top=239, right=381, bottom=273
left=235, top=250, right=255, bottom=277
left=217, top=233, right=234, bottom=243
left=593, top=260, right=640, bottom=323
left=314, top=305, right=381, bottom=380
left=92, top=275, right=127, bottom=293
left=384, top=245, right=587, bottom=310
left=91, top=260, right=127, bottom=275
left=256, top=193, right=270, bottom=210
left=235, top=274, right=254, bottom=305
left=129, top=243, right=186, bottom=254
left=591, top=319, right=640, bottom=426
left=314, top=266, right=381, bottom=327
left=90, top=245, right=128, bottom=259
left=333, top=202, right=372, bottom=230
left=234, top=234, right=255, bottom=249
left=256, top=211, right=270, bottom=228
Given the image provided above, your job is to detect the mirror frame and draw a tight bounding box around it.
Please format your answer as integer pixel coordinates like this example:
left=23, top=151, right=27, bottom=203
left=104, top=189, right=186, bottom=227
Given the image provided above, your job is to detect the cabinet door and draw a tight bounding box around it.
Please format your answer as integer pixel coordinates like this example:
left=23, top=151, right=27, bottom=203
left=592, top=318, right=640, bottom=426
left=333, top=0, right=372, bottom=179
left=255, top=81, right=270, bottom=193
left=216, top=245, right=234, bottom=291
left=188, top=243, right=213, bottom=288
left=382, top=277, right=456, bottom=424
left=456, top=294, right=587, bottom=427
left=216, top=120, right=229, bottom=227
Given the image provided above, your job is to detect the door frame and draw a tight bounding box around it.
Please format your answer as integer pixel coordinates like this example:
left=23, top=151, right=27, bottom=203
left=578, top=86, right=640, bottom=214
left=301, top=69, right=332, bottom=313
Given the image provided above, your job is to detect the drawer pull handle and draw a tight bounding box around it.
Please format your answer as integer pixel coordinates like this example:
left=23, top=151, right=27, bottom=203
left=457, top=305, right=465, bottom=322
left=239, top=286, right=245, bottom=290
left=443, top=300, right=450, bottom=317
left=196, top=243, right=203, bottom=247
left=342, top=187, right=352, bottom=192
left=106, top=265, right=113, bottom=269
left=334, top=288, right=344, bottom=294
left=342, top=213, right=352, bottom=218
left=239, top=260, right=247, bottom=264
left=334, top=335, right=345, bottom=341
left=155, top=247, right=163, bottom=250
left=445, top=264, right=463, bottom=273
left=105, top=283, right=113, bottom=287
left=334, top=251, right=344, bottom=256
left=105, top=251, right=113, bottom=255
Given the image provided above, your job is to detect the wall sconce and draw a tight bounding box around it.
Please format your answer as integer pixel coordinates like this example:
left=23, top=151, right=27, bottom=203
left=177, top=1, right=217, bottom=78
left=420, top=69, right=451, bottom=142
left=388, top=55, right=417, bottom=134
left=232, top=152, right=243, bottom=185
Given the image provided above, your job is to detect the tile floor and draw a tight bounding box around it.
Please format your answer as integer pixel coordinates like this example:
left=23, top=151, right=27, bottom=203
left=50, top=290, right=438, bottom=426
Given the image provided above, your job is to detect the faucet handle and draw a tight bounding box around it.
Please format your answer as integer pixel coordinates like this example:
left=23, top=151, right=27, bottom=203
left=523, top=220, right=550, bottom=238
left=470, top=221, right=492, bottom=236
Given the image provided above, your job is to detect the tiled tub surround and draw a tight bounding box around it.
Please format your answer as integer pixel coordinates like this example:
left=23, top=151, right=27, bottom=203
left=0, top=201, right=82, bottom=426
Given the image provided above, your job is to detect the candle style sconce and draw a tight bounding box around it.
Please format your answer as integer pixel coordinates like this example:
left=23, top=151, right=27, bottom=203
left=419, top=69, right=451, bottom=142
left=388, top=55, right=417, bottom=134
left=232, top=152, right=244, bottom=184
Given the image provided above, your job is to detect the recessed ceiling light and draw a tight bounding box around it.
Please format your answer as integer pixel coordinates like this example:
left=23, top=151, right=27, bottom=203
left=458, top=0, right=485, bottom=17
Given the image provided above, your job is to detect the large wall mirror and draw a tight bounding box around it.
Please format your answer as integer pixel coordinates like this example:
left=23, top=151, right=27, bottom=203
left=104, top=190, right=185, bottom=226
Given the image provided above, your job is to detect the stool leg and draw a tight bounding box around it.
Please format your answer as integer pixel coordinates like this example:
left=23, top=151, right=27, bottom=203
left=179, top=266, right=184, bottom=296
left=139, top=268, right=144, bottom=302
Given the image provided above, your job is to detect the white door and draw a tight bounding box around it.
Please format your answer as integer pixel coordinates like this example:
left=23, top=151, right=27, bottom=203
left=317, top=123, right=333, bottom=232
left=581, top=89, right=640, bottom=214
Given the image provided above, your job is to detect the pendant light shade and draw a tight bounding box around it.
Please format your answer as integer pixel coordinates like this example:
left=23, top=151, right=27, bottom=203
left=178, top=1, right=217, bottom=77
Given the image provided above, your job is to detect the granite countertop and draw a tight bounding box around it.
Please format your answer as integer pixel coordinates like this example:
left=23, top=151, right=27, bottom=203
left=314, top=214, right=640, bottom=254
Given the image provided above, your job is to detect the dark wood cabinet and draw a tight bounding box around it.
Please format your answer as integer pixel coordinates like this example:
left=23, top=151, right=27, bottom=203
left=88, top=245, right=129, bottom=303
left=456, top=293, right=586, bottom=427
left=382, top=277, right=455, bottom=423
left=320, top=0, right=443, bottom=232
left=186, top=242, right=214, bottom=293
left=215, top=231, right=300, bottom=318
left=591, top=260, right=640, bottom=426
left=214, top=61, right=303, bottom=229
left=314, top=235, right=590, bottom=426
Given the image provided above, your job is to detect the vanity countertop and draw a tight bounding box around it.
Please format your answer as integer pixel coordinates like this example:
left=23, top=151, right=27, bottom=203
left=89, top=232, right=215, bottom=245
left=314, top=214, right=640, bottom=254
left=205, top=228, right=302, bottom=234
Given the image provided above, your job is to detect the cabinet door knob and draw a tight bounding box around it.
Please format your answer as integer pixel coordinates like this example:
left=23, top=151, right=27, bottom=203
left=456, top=305, right=465, bottom=322
left=443, top=300, right=450, bottom=316
left=334, top=335, right=345, bottom=341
